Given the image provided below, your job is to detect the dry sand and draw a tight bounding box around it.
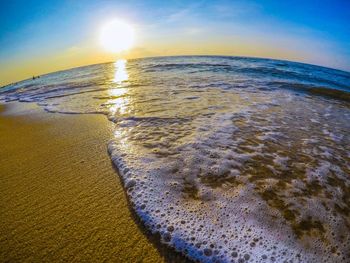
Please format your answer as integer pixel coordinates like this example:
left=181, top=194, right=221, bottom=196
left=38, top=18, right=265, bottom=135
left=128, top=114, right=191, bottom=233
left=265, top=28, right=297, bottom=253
left=0, top=103, right=187, bottom=262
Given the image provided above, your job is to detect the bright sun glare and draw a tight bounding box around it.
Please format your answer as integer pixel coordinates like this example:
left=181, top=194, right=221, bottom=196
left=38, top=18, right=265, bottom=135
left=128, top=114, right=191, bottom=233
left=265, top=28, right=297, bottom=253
left=99, top=20, right=135, bottom=53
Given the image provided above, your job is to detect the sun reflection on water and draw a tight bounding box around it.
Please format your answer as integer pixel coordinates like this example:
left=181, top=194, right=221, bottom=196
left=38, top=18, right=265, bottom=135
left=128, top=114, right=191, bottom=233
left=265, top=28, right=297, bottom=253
left=114, top=59, right=128, bottom=84
left=108, top=59, right=130, bottom=115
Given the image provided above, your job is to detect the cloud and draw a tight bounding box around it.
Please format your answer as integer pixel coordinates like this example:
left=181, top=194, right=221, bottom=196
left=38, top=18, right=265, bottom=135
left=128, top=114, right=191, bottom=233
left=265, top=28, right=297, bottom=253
left=184, top=27, right=204, bottom=35
left=165, top=2, right=203, bottom=23
left=166, top=8, right=192, bottom=22
left=211, top=0, right=262, bottom=18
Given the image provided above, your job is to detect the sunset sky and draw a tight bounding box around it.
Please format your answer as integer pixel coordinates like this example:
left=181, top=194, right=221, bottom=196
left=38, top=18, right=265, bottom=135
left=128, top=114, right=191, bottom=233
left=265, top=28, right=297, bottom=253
left=1, top=0, right=349, bottom=86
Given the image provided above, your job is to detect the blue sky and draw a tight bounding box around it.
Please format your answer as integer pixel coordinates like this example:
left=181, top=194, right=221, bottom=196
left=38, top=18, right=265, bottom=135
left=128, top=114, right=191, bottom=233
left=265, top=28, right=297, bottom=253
left=0, top=0, right=349, bottom=85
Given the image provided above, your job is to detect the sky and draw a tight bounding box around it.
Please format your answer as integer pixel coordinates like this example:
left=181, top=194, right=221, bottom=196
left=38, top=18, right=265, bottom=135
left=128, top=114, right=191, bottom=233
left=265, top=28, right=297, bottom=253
left=0, top=0, right=349, bottom=86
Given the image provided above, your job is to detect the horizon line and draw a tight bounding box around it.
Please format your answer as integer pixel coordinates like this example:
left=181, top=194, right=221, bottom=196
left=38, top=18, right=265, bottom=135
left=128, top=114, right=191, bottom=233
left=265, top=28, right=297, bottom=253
left=2, top=54, right=350, bottom=88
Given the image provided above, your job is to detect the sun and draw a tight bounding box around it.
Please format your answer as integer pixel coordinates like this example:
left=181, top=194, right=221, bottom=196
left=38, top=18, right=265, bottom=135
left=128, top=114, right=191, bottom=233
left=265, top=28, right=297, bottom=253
left=99, top=19, right=135, bottom=53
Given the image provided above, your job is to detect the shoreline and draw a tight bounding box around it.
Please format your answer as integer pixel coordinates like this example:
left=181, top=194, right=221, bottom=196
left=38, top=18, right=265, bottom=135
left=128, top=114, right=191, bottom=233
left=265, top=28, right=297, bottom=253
left=0, top=102, right=188, bottom=262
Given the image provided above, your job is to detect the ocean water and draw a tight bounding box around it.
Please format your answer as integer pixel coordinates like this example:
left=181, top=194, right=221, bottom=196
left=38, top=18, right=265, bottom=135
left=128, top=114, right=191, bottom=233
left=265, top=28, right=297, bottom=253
left=1, top=56, right=350, bottom=262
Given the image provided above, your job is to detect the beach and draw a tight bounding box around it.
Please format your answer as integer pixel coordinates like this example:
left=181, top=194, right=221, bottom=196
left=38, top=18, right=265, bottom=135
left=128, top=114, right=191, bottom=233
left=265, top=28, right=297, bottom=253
left=1, top=56, right=349, bottom=262
left=0, top=103, right=185, bottom=262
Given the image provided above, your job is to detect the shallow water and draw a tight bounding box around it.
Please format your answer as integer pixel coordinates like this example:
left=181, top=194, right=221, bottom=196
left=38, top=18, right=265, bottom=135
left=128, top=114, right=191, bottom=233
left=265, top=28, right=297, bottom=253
left=1, top=56, right=350, bottom=262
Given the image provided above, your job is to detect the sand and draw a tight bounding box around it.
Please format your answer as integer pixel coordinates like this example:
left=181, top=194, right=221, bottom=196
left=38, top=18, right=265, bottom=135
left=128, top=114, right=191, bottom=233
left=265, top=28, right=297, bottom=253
left=0, top=103, right=187, bottom=262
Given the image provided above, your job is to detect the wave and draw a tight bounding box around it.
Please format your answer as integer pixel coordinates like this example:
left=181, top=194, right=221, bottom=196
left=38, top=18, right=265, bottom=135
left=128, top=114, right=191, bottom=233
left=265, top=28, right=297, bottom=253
left=268, top=81, right=350, bottom=102
left=141, top=59, right=350, bottom=92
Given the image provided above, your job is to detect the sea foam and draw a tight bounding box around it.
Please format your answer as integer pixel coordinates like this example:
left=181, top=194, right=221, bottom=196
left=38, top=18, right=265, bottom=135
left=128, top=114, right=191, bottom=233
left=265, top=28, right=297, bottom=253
left=107, top=91, right=349, bottom=262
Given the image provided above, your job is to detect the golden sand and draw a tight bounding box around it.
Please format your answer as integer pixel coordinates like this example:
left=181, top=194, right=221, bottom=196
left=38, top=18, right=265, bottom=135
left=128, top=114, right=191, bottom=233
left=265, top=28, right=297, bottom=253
left=0, top=103, right=186, bottom=262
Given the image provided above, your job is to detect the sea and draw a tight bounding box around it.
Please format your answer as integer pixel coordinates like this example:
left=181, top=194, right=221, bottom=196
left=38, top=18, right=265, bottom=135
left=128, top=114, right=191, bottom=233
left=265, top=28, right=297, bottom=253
left=1, top=56, right=350, bottom=263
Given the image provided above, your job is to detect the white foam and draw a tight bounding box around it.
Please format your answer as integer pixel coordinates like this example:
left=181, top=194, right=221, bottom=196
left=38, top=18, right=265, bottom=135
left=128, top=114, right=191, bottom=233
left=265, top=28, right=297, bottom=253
left=108, top=91, right=350, bottom=262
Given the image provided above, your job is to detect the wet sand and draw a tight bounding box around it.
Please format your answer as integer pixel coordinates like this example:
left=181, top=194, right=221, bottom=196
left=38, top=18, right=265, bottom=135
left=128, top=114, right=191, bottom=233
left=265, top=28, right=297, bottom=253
left=0, top=103, right=186, bottom=262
